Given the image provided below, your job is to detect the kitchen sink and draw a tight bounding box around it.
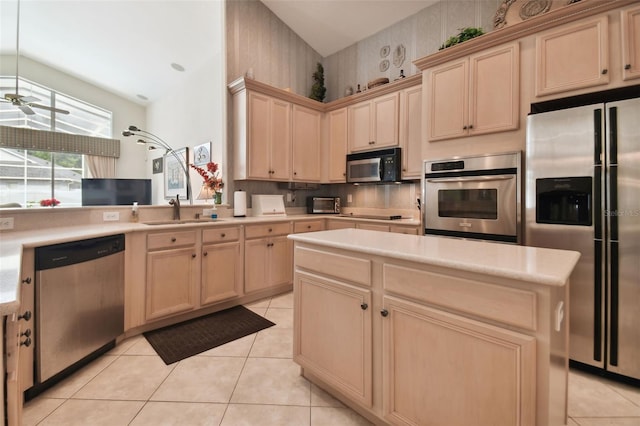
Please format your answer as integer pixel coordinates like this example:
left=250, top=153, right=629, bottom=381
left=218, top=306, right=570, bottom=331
left=143, top=218, right=225, bottom=225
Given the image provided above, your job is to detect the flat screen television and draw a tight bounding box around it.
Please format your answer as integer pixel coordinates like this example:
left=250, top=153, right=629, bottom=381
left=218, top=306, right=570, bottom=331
left=82, top=178, right=152, bottom=206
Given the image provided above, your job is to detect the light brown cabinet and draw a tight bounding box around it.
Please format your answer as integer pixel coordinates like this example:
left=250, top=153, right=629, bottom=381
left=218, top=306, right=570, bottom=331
left=399, top=85, right=422, bottom=179
left=622, top=4, right=640, bottom=81
left=381, top=295, right=535, bottom=426
left=535, top=16, right=609, bottom=96
left=293, top=247, right=373, bottom=407
left=348, top=92, right=399, bottom=152
left=327, top=108, right=348, bottom=182
left=244, top=222, right=293, bottom=294
left=293, top=219, right=325, bottom=234
left=145, top=231, right=199, bottom=321
left=292, top=104, right=322, bottom=182
left=426, top=42, right=520, bottom=141
left=18, top=249, right=34, bottom=394
left=201, top=227, right=243, bottom=306
left=326, top=219, right=356, bottom=230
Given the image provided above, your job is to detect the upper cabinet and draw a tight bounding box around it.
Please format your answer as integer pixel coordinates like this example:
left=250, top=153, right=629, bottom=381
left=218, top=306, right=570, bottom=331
left=535, top=16, right=609, bottom=96
left=622, top=4, right=640, bottom=81
left=292, top=105, right=322, bottom=182
left=348, top=92, right=399, bottom=152
left=229, top=78, right=323, bottom=183
left=327, top=108, right=348, bottom=182
left=426, top=42, right=520, bottom=141
left=399, top=85, right=422, bottom=179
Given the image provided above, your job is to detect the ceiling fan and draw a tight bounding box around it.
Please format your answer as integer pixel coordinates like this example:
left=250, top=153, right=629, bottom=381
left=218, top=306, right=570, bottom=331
left=0, top=0, right=69, bottom=115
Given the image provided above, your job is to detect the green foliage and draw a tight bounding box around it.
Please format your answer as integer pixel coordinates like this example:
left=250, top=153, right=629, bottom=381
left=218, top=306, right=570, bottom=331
left=309, top=62, right=326, bottom=102
left=439, top=27, right=485, bottom=50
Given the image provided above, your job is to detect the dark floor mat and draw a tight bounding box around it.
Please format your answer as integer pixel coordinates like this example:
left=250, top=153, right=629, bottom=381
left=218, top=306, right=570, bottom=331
left=143, top=305, right=275, bottom=364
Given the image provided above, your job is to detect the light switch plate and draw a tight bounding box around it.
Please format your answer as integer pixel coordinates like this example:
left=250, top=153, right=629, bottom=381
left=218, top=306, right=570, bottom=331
left=0, top=217, right=15, bottom=230
left=103, top=212, right=120, bottom=221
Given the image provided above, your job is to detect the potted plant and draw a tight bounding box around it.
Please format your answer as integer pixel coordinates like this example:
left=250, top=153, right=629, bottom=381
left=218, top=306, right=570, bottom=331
left=439, top=27, right=485, bottom=50
left=309, top=62, right=326, bottom=102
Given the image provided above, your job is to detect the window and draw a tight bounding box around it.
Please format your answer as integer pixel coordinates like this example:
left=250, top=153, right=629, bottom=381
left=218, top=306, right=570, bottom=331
left=0, top=77, right=112, bottom=208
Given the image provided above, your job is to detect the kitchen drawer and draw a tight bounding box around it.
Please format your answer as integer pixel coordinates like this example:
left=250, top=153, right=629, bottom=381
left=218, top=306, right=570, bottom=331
left=147, top=230, right=197, bottom=251
left=294, top=220, right=325, bottom=233
left=245, top=222, right=292, bottom=239
left=295, top=246, right=371, bottom=286
left=389, top=225, right=420, bottom=235
left=356, top=223, right=389, bottom=232
left=383, top=263, right=537, bottom=331
left=202, top=226, right=241, bottom=244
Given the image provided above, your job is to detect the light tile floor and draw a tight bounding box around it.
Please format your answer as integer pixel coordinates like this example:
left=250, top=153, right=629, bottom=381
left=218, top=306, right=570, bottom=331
left=22, top=291, right=640, bottom=425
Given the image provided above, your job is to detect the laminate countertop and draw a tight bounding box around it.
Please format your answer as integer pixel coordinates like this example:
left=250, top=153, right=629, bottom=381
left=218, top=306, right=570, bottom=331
left=288, top=228, right=581, bottom=287
left=0, top=215, right=420, bottom=316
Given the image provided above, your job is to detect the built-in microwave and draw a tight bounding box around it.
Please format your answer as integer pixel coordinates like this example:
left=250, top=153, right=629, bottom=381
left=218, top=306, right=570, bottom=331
left=307, top=197, right=341, bottom=214
left=346, top=147, right=401, bottom=183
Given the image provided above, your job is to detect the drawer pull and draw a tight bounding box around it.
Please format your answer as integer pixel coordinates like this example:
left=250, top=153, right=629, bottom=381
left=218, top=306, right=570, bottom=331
left=22, top=277, right=32, bottom=284
left=307, top=225, right=311, bottom=229
left=601, top=69, right=608, bottom=75
left=203, top=251, right=208, bottom=257
left=191, top=253, right=197, bottom=258
left=221, top=233, right=226, bottom=238
left=21, top=329, right=31, bottom=338
left=18, top=311, right=31, bottom=321
left=20, top=337, right=32, bottom=347
left=171, top=237, right=177, bottom=242
left=268, top=228, right=273, bottom=232
left=625, top=64, right=631, bottom=70
left=380, top=309, right=389, bottom=317
left=360, top=303, right=368, bottom=310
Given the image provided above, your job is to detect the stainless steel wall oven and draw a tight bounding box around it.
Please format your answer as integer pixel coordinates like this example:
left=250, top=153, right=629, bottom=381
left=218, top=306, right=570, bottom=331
left=422, top=152, right=522, bottom=243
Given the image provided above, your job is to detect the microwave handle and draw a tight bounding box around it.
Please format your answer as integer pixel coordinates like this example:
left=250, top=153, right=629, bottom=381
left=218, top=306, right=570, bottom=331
left=426, top=175, right=514, bottom=183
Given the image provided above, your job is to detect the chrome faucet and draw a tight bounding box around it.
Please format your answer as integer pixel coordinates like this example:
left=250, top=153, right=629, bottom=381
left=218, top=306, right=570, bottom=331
left=169, top=195, right=181, bottom=220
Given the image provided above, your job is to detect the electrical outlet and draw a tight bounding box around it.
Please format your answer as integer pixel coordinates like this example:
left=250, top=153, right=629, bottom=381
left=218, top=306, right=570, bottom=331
left=0, top=217, right=14, bottom=230
left=103, top=212, right=120, bottom=221
left=347, top=194, right=353, bottom=203
left=286, top=192, right=293, bottom=202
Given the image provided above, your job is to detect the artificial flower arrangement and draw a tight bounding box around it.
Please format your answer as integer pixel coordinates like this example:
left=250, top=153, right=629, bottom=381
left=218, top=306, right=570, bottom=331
left=40, top=198, right=60, bottom=207
left=190, top=161, right=224, bottom=194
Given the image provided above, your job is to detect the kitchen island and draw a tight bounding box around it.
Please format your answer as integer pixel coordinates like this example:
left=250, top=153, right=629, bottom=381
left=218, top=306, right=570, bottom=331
left=288, top=229, right=580, bottom=426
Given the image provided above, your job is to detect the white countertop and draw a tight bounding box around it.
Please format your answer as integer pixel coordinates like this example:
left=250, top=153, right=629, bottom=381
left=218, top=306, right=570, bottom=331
left=289, top=229, right=581, bottom=287
left=0, top=214, right=420, bottom=316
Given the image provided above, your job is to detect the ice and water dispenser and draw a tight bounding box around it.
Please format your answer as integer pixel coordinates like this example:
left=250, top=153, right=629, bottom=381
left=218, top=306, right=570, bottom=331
left=536, top=177, right=592, bottom=226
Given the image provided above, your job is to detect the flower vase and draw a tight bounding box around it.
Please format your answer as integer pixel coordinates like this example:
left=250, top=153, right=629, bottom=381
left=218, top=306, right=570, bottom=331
left=214, top=192, right=222, bottom=205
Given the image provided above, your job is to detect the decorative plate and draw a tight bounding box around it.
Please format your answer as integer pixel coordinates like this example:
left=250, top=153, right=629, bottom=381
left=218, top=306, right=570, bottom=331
left=380, top=45, right=390, bottom=58
left=379, top=59, right=390, bottom=72
left=393, top=44, right=406, bottom=68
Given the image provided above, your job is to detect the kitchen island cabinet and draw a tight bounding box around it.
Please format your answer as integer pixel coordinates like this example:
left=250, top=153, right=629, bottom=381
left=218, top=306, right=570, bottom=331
left=289, top=229, right=580, bottom=426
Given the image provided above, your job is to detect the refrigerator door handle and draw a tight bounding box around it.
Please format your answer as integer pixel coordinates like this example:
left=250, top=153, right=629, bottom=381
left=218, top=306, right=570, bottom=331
left=594, top=238, right=603, bottom=362
left=594, top=109, right=603, bottom=166
left=610, top=241, right=619, bottom=366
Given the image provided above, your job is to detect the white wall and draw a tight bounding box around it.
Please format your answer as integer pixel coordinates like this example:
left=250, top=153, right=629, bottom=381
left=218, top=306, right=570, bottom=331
left=146, top=0, right=226, bottom=206
left=0, top=54, right=146, bottom=178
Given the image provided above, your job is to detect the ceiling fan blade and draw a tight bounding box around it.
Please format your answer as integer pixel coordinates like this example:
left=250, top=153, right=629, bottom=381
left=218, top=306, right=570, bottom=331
left=19, top=105, right=35, bottom=115
left=19, top=95, right=41, bottom=103
left=29, top=103, right=70, bottom=115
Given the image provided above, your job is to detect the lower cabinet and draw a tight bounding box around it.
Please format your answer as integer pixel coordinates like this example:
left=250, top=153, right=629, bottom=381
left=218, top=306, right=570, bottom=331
left=381, top=296, right=536, bottom=426
left=294, top=271, right=372, bottom=407
left=146, top=241, right=199, bottom=321
left=244, top=222, right=293, bottom=294
left=201, top=227, right=243, bottom=306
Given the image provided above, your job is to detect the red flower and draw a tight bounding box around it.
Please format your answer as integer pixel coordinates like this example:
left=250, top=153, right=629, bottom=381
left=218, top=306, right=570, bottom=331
left=190, top=162, right=224, bottom=193
left=40, top=198, right=60, bottom=207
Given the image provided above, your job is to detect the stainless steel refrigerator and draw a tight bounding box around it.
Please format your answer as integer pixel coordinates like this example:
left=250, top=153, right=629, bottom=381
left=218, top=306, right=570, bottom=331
left=525, top=96, right=640, bottom=382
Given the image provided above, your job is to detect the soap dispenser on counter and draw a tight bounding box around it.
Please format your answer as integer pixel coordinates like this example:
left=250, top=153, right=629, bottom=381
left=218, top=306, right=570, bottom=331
left=131, top=202, right=139, bottom=222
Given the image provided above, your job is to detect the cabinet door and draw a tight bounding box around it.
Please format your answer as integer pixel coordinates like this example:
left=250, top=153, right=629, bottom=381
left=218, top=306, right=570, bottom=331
left=536, top=16, right=609, bottom=96
left=294, top=272, right=372, bottom=407
left=4, top=316, right=22, bottom=426
left=270, top=98, right=292, bottom=180
left=382, top=296, right=535, bottom=426
left=622, top=4, right=640, bottom=81
left=427, top=59, right=468, bottom=141
left=146, top=247, right=198, bottom=320
left=372, top=92, right=400, bottom=148
left=247, top=92, right=272, bottom=179
left=201, top=241, right=242, bottom=306
left=268, top=235, right=293, bottom=287
left=292, top=104, right=321, bottom=181
left=469, top=43, right=519, bottom=135
left=328, top=108, right=348, bottom=182
left=244, top=238, right=269, bottom=293
left=399, top=85, right=423, bottom=179
left=348, top=100, right=373, bottom=152
left=19, top=248, right=34, bottom=392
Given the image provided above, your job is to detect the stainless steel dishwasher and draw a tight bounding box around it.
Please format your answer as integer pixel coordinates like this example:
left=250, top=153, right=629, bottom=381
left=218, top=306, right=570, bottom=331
left=31, top=234, right=125, bottom=393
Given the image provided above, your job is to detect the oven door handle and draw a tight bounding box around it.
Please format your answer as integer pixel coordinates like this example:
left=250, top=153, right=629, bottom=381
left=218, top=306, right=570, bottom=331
left=426, top=175, right=514, bottom=183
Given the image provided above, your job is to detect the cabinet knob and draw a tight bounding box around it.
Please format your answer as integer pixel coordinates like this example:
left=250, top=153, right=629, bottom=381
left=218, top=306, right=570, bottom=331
left=463, top=125, right=468, bottom=130
left=191, top=253, right=197, bottom=258
left=369, top=141, right=375, bottom=145
left=18, top=310, right=31, bottom=321
left=268, top=228, right=273, bottom=232
left=267, top=242, right=274, bottom=247
left=380, top=309, right=389, bottom=317
left=307, top=225, right=311, bottom=229
left=601, top=69, right=608, bottom=75
left=21, top=329, right=31, bottom=338
left=203, top=251, right=208, bottom=257
left=21, top=277, right=32, bottom=284
left=171, top=237, right=177, bottom=242
left=20, top=337, right=32, bottom=347
left=360, top=303, right=368, bottom=310
left=625, top=64, right=631, bottom=70
left=221, top=233, right=226, bottom=238
left=469, top=124, right=473, bottom=129
left=343, top=172, right=346, bottom=177
left=294, top=172, right=297, bottom=176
